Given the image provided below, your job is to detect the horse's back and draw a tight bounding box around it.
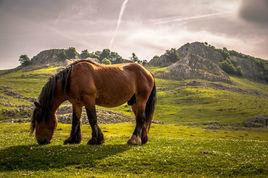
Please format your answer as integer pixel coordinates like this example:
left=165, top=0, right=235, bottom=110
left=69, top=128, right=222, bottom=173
left=69, top=61, right=154, bottom=107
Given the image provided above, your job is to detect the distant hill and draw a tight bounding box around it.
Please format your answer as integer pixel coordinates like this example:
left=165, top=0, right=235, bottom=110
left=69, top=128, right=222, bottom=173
left=30, top=48, right=80, bottom=66
left=21, top=48, right=132, bottom=68
left=12, top=42, right=268, bottom=83
left=149, top=42, right=268, bottom=83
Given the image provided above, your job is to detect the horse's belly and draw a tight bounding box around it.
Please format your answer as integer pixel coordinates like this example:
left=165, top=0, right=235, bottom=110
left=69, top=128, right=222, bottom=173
left=95, top=89, right=134, bottom=108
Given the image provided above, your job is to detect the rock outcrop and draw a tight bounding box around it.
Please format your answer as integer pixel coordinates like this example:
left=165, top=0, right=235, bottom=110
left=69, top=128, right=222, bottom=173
left=156, top=53, right=230, bottom=82
left=149, top=42, right=268, bottom=83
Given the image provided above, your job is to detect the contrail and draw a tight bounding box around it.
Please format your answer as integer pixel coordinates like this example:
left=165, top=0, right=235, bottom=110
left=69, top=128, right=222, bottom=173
left=152, top=12, right=229, bottom=24
left=109, top=0, right=129, bottom=49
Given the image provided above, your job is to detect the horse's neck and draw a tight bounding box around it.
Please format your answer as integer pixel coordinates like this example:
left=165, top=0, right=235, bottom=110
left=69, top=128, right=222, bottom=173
left=50, top=86, right=68, bottom=115
left=51, top=96, right=67, bottom=114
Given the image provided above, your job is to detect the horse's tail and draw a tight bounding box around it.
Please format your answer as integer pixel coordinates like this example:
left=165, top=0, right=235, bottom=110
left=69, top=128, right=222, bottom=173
left=145, top=82, right=157, bottom=133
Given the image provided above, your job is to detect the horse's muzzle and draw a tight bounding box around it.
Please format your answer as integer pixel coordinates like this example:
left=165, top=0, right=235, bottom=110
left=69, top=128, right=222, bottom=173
left=37, top=138, right=50, bottom=145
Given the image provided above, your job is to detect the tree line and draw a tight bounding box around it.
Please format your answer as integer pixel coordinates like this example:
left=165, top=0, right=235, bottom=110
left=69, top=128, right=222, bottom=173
left=19, top=47, right=146, bottom=66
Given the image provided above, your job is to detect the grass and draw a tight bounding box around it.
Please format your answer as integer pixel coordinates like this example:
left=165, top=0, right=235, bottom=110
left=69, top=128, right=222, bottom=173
left=147, top=66, right=169, bottom=73
left=154, top=77, right=268, bottom=125
left=0, top=122, right=268, bottom=177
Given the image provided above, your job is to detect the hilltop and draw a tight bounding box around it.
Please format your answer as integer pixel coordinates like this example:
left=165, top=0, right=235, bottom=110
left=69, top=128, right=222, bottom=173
left=18, top=48, right=132, bottom=69
left=149, top=42, right=268, bottom=83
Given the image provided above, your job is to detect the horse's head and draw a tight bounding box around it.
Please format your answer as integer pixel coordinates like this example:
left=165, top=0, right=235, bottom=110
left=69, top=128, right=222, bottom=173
left=31, top=101, right=57, bottom=145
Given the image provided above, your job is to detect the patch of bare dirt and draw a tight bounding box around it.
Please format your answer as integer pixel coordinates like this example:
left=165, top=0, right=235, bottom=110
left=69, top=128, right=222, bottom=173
left=0, top=86, right=35, bottom=102
left=244, top=116, right=268, bottom=128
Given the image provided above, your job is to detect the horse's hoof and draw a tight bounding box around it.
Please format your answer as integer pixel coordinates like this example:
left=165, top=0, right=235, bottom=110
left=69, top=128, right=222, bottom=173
left=37, top=139, right=50, bottom=145
left=141, top=135, right=148, bottom=144
left=87, top=137, right=104, bottom=145
left=127, top=135, right=142, bottom=145
left=64, top=138, right=81, bottom=145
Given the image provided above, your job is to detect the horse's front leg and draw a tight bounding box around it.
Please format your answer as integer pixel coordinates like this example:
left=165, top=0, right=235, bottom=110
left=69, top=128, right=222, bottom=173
left=86, top=106, right=104, bottom=145
left=64, top=105, right=82, bottom=144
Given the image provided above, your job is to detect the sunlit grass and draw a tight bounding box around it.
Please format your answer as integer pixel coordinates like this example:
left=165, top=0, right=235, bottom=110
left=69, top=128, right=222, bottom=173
left=0, top=123, right=268, bottom=177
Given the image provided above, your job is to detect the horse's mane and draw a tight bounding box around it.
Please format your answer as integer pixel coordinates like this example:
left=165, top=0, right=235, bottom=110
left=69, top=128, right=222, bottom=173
left=37, top=59, right=99, bottom=107
left=31, top=65, right=72, bottom=132
left=39, top=66, right=71, bottom=106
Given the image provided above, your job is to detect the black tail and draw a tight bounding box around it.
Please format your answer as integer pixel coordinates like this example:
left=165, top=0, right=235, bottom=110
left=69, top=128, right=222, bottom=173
left=145, top=82, right=156, bottom=132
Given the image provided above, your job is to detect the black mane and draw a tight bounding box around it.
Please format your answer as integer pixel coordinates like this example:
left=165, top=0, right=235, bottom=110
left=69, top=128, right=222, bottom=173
left=31, top=66, right=72, bottom=131
left=39, top=66, right=72, bottom=108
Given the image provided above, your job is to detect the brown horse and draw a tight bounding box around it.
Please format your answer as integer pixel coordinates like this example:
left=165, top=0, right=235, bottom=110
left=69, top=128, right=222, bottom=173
left=31, top=60, right=156, bottom=145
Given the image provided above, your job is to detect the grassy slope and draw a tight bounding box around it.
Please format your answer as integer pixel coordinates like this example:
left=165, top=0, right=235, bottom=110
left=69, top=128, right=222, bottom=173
left=1, top=66, right=268, bottom=124
left=155, top=78, right=268, bottom=124
left=0, top=66, right=268, bottom=177
left=0, top=123, right=268, bottom=177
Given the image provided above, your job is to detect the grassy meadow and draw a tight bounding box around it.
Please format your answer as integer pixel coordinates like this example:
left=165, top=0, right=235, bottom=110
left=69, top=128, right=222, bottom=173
left=0, top=66, right=268, bottom=177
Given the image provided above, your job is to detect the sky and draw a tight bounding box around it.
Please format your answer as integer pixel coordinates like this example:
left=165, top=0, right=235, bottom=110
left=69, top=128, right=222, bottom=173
left=0, top=0, right=268, bottom=69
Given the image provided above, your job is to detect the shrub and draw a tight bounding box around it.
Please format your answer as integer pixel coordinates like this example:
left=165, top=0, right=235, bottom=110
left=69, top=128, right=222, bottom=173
left=19, top=55, right=31, bottom=66
left=219, top=60, right=242, bottom=76
left=102, top=58, right=111, bottom=65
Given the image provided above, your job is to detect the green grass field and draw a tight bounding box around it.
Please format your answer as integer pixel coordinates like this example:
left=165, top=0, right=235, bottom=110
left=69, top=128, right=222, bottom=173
left=0, top=66, right=268, bottom=177
left=1, top=123, right=268, bottom=177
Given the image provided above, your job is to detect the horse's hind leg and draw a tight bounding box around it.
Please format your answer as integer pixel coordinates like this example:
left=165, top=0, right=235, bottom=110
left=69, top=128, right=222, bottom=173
left=85, top=106, right=104, bottom=145
left=128, top=100, right=148, bottom=145
left=64, top=105, right=82, bottom=144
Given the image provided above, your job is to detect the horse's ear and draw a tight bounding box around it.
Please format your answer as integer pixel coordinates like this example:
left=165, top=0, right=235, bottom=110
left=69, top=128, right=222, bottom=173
left=34, top=101, right=41, bottom=108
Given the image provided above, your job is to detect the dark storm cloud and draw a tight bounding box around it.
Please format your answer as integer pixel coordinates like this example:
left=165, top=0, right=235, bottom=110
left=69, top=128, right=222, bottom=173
left=239, top=0, right=268, bottom=26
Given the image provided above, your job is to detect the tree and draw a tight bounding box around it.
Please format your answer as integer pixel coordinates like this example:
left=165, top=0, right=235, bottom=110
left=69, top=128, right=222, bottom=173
left=99, top=49, right=111, bottom=61
left=164, top=48, right=180, bottom=63
left=80, top=49, right=90, bottom=59
left=102, top=58, right=111, bottom=65
left=131, top=53, right=139, bottom=62
left=142, top=60, right=148, bottom=66
left=65, top=47, right=79, bottom=59
left=219, top=60, right=241, bottom=76
left=19, top=55, right=31, bottom=66
left=110, top=52, right=121, bottom=62
left=222, top=47, right=230, bottom=59
left=152, top=55, right=160, bottom=60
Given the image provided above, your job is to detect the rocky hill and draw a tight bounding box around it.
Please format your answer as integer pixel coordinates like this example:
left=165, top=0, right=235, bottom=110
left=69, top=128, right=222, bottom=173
left=149, top=42, right=268, bottom=83
left=30, top=48, right=80, bottom=66
left=157, top=53, right=230, bottom=82
left=22, top=48, right=132, bottom=68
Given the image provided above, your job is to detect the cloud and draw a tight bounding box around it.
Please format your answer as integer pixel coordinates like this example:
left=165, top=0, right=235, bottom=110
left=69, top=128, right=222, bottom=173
left=239, top=0, right=268, bottom=26
left=0, top=0, right=268, bottom=69
left=151, top=12, right=230, bottom=24
left=109, top=0, right=129, bottom=48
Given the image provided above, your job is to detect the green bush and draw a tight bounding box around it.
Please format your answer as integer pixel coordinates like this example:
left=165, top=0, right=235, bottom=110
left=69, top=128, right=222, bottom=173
left=19, top=55, right=31, bottom=66
left=65, top=47, right=80, bottom=59
left=102, top=58, right=111, bottom=65
left=80, top=49, right=90, bottom=59
left=219, top=60, right=242, bottom=76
